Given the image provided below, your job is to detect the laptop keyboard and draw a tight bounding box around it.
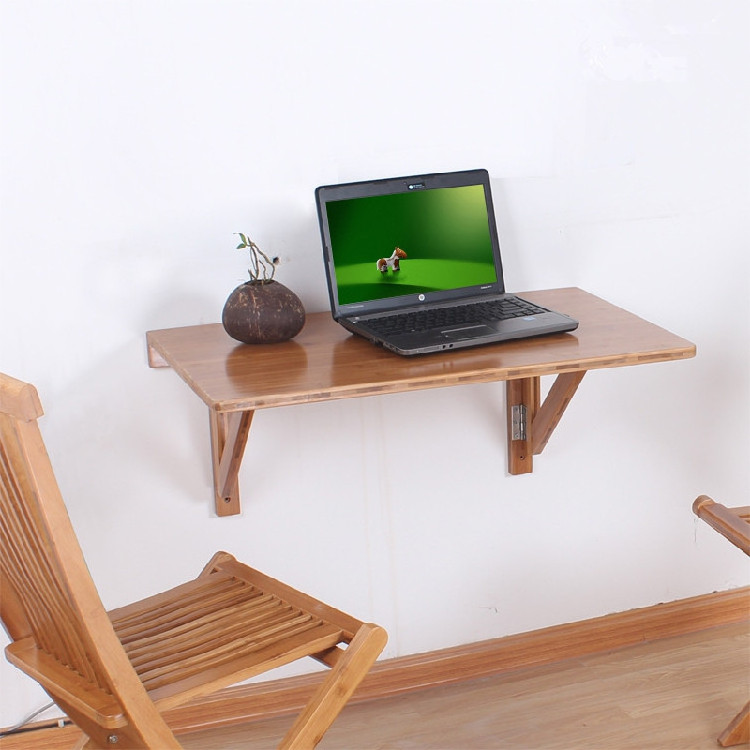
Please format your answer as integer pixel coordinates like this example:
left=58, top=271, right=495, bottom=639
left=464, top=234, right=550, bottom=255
left=362, top=297, right=548, bottom=336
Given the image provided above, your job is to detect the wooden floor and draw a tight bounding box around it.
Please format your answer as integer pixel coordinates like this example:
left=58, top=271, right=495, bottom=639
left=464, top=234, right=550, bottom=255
left=180, top=621, right=750, bottom=750
left=1, top=621, right=747, bottom=750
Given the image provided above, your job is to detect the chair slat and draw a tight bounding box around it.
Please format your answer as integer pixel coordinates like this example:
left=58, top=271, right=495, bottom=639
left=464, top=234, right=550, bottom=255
left=139, top=619, right=339, bottom=688
left=145, top=626, right=345, bottom=704
left=112, top=576, right=265, bottom=633
left=124, top=604, right=310, bottom=665
left=1, top=417, right=107, bottom=688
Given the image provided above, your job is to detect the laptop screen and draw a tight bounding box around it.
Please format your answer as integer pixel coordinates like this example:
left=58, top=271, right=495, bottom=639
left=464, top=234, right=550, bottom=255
left=317, top=170, right=505, bottom=315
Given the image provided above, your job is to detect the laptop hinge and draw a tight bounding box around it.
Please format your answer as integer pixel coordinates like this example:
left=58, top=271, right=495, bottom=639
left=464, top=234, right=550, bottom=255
left=511, top=404, right=527, bottom=441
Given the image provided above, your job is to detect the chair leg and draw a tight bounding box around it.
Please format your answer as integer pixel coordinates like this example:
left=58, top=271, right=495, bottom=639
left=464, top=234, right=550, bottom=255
left=719, top=700, right=750, bottom=747
left=71, top=721, right=181, bottom=750
left=53, top=694, right=181, bottom=749
left=279, top=623, right=387, bottom=750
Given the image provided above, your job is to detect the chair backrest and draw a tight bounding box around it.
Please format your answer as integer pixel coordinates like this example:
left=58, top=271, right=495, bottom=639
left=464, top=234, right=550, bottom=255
left=0, top=372, right=156, bottom=715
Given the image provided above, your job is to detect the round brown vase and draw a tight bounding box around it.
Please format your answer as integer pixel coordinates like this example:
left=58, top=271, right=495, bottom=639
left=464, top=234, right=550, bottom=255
left=222, top=280, right=305, bottom=344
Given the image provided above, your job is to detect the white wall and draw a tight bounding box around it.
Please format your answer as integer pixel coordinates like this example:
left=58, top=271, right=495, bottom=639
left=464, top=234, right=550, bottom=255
left=1, top=0, right=748, bottom=728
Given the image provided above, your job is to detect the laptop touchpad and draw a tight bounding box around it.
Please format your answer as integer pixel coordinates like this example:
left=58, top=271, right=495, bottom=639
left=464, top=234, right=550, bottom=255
left=442, top=325, right=495, bottom=340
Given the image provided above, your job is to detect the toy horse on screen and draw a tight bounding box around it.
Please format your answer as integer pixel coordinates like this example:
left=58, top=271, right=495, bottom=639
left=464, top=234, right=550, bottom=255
left=376, top=246, right=407, bottom=273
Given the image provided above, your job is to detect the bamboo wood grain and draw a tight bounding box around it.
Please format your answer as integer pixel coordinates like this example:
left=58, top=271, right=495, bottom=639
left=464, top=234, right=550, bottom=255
left=146, top=288, right=695, bottom=414
left=209, top=410, right=254, bottom=516
left=216, top=412, right=253, bottom=501
left=532, top=370, right=586, bottom=455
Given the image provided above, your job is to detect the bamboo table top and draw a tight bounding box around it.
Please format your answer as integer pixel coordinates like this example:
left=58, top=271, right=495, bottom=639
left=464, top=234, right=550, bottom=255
left=146, top=287, right=696, bottom=414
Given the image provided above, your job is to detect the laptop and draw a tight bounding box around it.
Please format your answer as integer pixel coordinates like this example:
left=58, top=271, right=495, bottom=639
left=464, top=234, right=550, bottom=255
left=315, top=168, right=578, bottom=356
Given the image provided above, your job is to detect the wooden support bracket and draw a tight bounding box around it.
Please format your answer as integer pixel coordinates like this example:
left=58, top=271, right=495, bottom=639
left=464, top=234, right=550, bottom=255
left=506, top=371, right=586, bottom=475
left=184, top=371, right=584, bottom=513
left=506, top=378, right=538, bottom=475
left=209, top=410, right=254, bottom=516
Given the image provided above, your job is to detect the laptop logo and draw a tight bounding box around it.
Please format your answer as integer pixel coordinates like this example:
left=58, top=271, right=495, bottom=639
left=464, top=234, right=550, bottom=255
left=408, top=182, right=426, bottom=190
left=418, top=294, right=426, bottom=301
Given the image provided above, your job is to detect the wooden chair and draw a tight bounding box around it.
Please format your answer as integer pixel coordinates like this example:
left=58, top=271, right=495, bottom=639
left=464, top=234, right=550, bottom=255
left=693, top=494, right=750, bottom=747
left=0, top=372, right=387, bottom=748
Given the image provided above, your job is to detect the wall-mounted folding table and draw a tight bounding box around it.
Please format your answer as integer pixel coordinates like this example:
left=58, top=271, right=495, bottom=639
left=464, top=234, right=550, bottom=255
left=146, top=287, right=696, bottom=516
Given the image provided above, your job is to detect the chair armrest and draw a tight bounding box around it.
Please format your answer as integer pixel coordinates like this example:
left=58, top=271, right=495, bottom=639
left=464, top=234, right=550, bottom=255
left=6, top=639, right=125, bottom=729
left=693, top=495, right=750, bottom=555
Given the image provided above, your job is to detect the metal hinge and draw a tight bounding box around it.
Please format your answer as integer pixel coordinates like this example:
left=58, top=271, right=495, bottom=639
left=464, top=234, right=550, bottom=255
left=511, top=404, right=527, bottom=441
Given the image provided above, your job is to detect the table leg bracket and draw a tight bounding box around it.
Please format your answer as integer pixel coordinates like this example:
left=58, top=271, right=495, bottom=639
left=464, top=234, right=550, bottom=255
left=506, top=371, right=586, bottom=475
left=209, top=410, right=254, bottom=516
left=207, top=371, right=584, bottom=513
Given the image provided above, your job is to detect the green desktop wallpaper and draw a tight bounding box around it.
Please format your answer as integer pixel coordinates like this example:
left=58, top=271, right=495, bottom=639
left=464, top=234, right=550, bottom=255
left=326, top=184, right=497, bottom=306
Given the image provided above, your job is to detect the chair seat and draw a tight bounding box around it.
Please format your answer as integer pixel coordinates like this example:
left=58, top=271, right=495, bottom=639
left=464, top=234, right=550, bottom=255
left=6, top=555, right=346, bottom=727
left=110, top=558, right=345, bottom=709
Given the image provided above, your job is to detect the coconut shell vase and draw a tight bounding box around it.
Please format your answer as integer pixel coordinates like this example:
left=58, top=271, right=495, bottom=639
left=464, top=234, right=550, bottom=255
left=222, top=234, right=306, bottom=345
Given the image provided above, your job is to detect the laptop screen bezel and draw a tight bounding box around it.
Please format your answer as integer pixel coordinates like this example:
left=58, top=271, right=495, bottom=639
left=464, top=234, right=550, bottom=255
left=315, top=168, right=507, bottom=319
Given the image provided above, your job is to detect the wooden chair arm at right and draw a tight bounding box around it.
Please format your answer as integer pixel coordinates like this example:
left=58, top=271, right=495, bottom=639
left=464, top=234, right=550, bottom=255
left=692, top=494, right=750, bottom=747
left=693, top=495, right=750, bottom=556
